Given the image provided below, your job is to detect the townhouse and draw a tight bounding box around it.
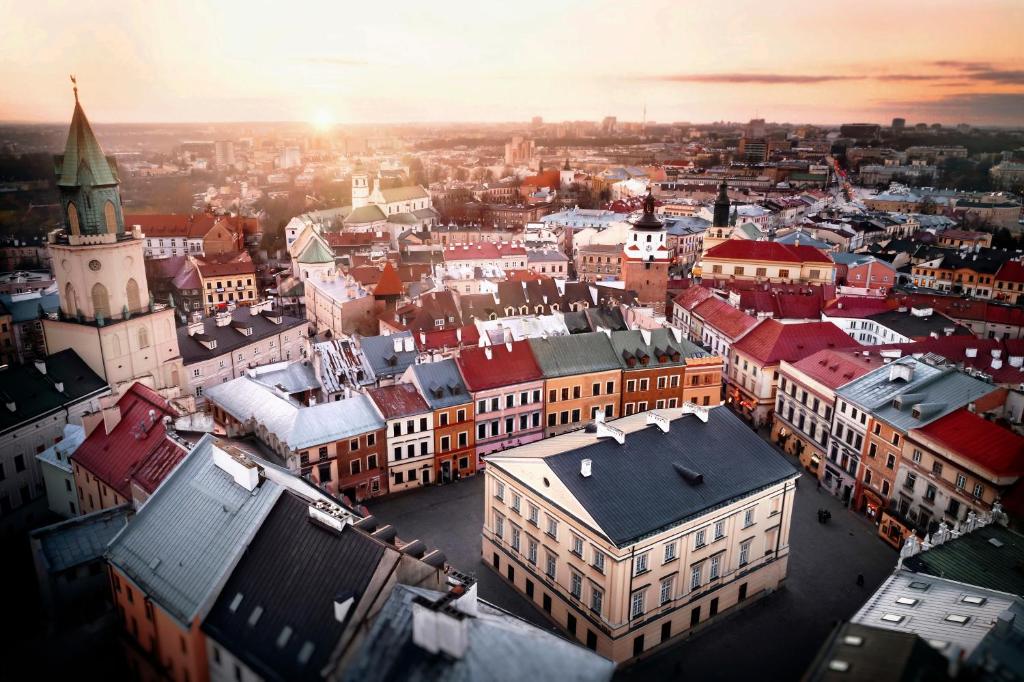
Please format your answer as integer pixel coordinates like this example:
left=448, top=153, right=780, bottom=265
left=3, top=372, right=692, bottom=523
left=772, top=349, right=881, bottom=478
left=482, top=406, right=799, bottom=663
left=609, top=328, right=722, bottom=415
left=728, top=320, right=857, bottom=427
left=993, top=260, right=1024, bottom=305
left=404, top=359, right=477, bottom=482
left=367, top=384, right=435, bottom=493
left=455, top=340, right=546, bottom=461
left=195, top=251, right=258, bottom=314
left=700, top=241, right=836, bottom=285
left=529, top=332, right=622, bottom=437
left=691, top=296, right=759, bottom=376
left=671, top=285, right=714, bottom=339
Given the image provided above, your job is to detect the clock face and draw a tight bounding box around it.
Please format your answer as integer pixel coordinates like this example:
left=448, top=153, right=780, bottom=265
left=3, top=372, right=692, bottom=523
left=88, top=259, right=102, bottom=271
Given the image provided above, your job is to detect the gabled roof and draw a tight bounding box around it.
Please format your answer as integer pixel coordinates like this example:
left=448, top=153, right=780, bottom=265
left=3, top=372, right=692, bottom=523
left=195, top=251, right=255, bottom=278
left=373, top=262, right=404, bottom=297
left=201, top=491, right=389, bottom=682
left=789, top=349, right=882, bottom=391
left=297, top=237, right=335, bottom=265
left=366, top=383, right=430, bottom=419
left=608, top=328, right=710, bottom=370
left=178, top=307, right=305, bottom=364
left=672, top=285, right=715, bottom=312
left=804, top=621, right=953, bottom=682
left=732, top=320, right=857, bottom=365
left=912, top=409, right=1024, bottom=477
left=705, top=240, right=833, bottom=264
left=55, top=100, right=118, bottom=187
left=996, top=260, right=1024, bottom=284
left=486, top=407, right=798, bottom=546
left=360, top=332, right=418, bottom=378
left=379, top=185, right=429, bottom=203
left=410, top=359, right=472, bottom=409
left=71, top=382, right=183, bottom=499
left=0, top=349, right=107, bottom=433
left=527, top=332, right=620, bottom=378
left=692, top=297, right=759, bottom=339
left=30, top=504, right=132, bottom=574
left=456, top=340, right=543, bottom=392
left=343, top=205, right=387, bottom=225
left=105, top=437, right=283, bottom=626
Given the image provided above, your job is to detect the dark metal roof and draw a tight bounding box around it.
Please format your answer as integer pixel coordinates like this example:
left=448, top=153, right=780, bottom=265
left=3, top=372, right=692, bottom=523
left=903, top=524, right=1024, bottom=596
left=178, top=307, right=305, bottom=364
left=544, top=408, right=799, bottom=546
left=803, top=621, right=952, bottom=682
left=201, top=491, right=387, bottom=682
left=410, top=359, right=471, bottom=410
left=0, top=349, right=107, bottom=433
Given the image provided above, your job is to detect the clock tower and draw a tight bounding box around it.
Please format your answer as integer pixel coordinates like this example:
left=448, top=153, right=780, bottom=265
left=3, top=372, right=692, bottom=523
left=43, top=85, right=183, bottom=399
left=621, top=189, right=670, bottom=314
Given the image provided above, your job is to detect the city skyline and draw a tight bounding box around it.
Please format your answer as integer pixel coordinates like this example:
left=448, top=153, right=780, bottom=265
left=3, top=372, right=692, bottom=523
left=2, top=0, right=1023, bottom=126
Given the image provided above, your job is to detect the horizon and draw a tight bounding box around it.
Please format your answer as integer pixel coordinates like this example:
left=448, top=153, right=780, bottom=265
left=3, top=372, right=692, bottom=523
left=2, top=0, right=1023, bottom=128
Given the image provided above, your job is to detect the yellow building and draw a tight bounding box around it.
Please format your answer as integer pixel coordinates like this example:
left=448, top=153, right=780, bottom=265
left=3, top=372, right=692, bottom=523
left=700, top=240, right=836, bottom=285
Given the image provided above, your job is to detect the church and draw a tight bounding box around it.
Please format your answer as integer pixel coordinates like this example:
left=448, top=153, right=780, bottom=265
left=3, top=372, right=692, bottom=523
left=42, top=85, right=184, bottom=399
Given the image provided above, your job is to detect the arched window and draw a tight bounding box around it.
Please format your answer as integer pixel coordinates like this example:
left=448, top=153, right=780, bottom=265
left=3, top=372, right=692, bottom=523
left=91, top=283, right=110, bottom=321
left=104, top=201, right=118, bottom=234
left=67, top=202, right=80, bottom=235
left=138, top=326, right=150, bottom=349
left=64, top=283, right=78, bottom=316
left=126, top=278, right=141, bottom=312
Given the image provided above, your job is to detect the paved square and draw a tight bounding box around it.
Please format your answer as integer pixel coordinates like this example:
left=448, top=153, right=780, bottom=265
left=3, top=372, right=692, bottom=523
left=366, top=450, right=897, bottom=680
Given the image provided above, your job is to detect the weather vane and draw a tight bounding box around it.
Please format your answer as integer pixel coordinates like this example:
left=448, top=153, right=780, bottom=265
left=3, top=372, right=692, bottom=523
left=70, top=74, right=78, bottom=103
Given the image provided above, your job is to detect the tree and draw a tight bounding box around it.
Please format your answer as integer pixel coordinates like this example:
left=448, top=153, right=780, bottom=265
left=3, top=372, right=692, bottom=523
left=918, top=196, right=938, bottom=215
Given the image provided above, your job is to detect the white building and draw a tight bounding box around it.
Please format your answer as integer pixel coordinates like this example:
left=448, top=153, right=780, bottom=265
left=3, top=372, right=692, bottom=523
left=35, top=424, right=86, bottom=518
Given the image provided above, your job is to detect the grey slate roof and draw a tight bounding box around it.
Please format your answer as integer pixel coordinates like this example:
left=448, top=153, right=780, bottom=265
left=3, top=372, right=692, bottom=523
left=608, top=328, right=709, bottom=370
left=0, top=291, right=59, bottom=323
left=201, top=491, right=388, bottom=682
left=866, top=310, right=970, bottom=339
left=340, top=584, right=614, bottom=682
left=540, top=407, right=798, bottom=546
left=178, top=307, right=305, bottom=364
left=0, top=349, right=108, bottom=434
left=410, top=359, right=472, bottom=410
left=837, top=358, right=996, bottom=432
left=288, top=395, right=385, bottom=450
left=105, top=436, right=283, bottom=626
left=31, top=504, right=132, bottom=574
left=360, top=331, right=417, bottom=379
left=249, top=362, right=320, bottom=395
left=527, top=332, right=620, bottom=378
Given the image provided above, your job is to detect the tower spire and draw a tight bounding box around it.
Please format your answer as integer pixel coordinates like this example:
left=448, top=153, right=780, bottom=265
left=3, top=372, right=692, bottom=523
left=70, top=74, right=78, bottom=103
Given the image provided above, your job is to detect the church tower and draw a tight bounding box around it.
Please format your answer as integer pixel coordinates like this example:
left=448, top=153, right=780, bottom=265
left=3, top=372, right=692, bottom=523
left=698, top=179, right=732, bottom=263
left=621, top=189, right=670, bottom=314
left=351, top=162, right=370, bottom=208
left=44, top=83, right=183, bottom=399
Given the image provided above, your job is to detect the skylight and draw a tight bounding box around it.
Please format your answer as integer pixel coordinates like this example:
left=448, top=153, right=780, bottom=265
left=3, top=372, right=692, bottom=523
left=945, top=614, right=970, bottom=625
left=961, top=595, right=987, bottom=606
left=297, top=641, right=315, bottom=665
left=895, top=597, right=918, bottom=606
left=828, top=660, right=850, bottom=672
left=842, top=635, right=863, bottom=647
left=881, top=613, right=904, bottom=623
left=248, top=605, right=263, bottom=626
left=277, top=625, right=293, bottom=648
left=229, top=592, right=243, bottom=613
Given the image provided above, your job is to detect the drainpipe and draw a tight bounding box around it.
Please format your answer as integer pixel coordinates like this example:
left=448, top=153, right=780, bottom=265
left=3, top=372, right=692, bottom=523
left=775, top=481, right=791, bottom=558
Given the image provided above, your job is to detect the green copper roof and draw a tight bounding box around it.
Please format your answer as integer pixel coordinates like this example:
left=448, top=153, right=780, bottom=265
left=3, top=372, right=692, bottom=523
left=297, top=237, right=335, bottom=264
left=903, top=524, right=1024, bottom=596
left=56, top=101, right=118, bottom=188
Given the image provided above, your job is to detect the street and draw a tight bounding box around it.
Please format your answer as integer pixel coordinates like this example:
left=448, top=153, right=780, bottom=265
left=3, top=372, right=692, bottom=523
left=365, top=440, right=897, bottom=681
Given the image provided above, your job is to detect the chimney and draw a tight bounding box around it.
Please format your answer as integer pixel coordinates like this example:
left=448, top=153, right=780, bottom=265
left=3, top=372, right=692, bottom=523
left=647, top=411, right=670, bottom=432
left=484, top=346, right=493, bottom=360
left=393, top=337, right=403, bottom=353
left=33, top=360, right=46, bottom=375
left=188, top=320, right=205, bottom=336
left=681, top=402, right=710, bottom=423
left=54, top=381, right=64, bottom=393
left=103, top=404, right=123, bottom=435
left=992, top=358, right=1003, bottom=370
left=580, top=459, right=592, bottom=477
left=215, top=311, right=232, bottom=327
left=404, top=336, right=415, bottom=352
left=456, top=327, right=463, bottom=342
left=994, top=609, right=1016, bottom=638
left=5, top=399, right=15, bottom=413
left=212, top=443, right=260, bottom=491
left=412, top=599, right=469, bottom=659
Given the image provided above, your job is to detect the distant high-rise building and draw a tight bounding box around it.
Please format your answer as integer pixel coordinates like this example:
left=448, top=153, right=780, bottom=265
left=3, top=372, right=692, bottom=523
left=214, top=140, right=235, bottom=169
left=746, top=118, right=766, bottom=139
left=278, top=146, right=301, bottom=169
left=531, top=116, right=543, bottom=128
left=891, top=117, right=906, bottom=134
left=601, top=116, right=617, bottom=135
left=839, top=123, right=881, bottom=141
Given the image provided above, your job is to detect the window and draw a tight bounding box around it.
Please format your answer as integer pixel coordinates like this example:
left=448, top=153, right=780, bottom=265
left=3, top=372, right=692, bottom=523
left=528, top=504, right=539, bottom=525
left=592, top=549, right=606, bottom=573
left=690, top=564, right=702, bottom=591
left=886, top=453, right=896, bottom=470
left=739, top=540, right=751, bottom=566
left=660, top=577, right=674, bottom=605
left=634, top=552, right=649, bottom=575
left=592, top=382, right=600, bottom=396
left=367, top=454, right=377, bottom=470
left=494, top=514, right=504, bottom=539
left=694, top=528, right=706, bottom=548
left=367, top=433, right=375, bottom=446
left=545, top=554, right=557, bottom=579
left=714, top=520, right=725, bottom=540
left=495, top=481, right=505, bottom=501
left=570, top=572, right=582, bottom=599
left=955, top=473, right=967, bottom=489
left=912, top=448, right=922, bottom=463
left=439, top=413, right=449, bottom=427
left=506, top=394, right=514, bottom=408
left=350, top=439, right=359, bottom=452
left=744, top=508, right=754, bottom=527
left=630, top=590, right=645, bottom=619
left=571, top=534, right=584, bottom=558
left=591, top=587, right=603, bottom=615
left=932, top=462, right=943, bottom=476
left=511, top=526, right=521, bottom=552
left=546, top=516, right=558, bottom=538
left=710, top=554, right=721, bottom=580
left=972, top=483, right=984, bottom=498
left=511, top=492, right=521, bottom=514
left=527, top=538, right=538, bottom=565
left=440, top=436, right=451, bottom=452
left=664, top=541, right=677, bottom=563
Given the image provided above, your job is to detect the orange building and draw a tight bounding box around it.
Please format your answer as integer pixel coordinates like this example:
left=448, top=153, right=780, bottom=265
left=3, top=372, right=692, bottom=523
left=609, top=328, right=722, bottom=414
left=529, top=333, right=621, bottom=437
left=405, top=359, right=477, bottom=482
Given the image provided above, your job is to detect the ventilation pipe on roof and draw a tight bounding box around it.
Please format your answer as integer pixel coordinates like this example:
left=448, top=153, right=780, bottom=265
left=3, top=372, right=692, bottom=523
left=673, top=462, right=704, bottom=485
left=484, top=346, right=493, bottom=360
left=580, top=459, right=592, bottom=477
left=33, top=360, right=46, bottom=375
left=213, top=444, right=261, bottom=492
left=333, top=592, right=355, bottom=623
left=412, top=597, right=469, bottom=659
left=393, top=336, right=403, bottom=353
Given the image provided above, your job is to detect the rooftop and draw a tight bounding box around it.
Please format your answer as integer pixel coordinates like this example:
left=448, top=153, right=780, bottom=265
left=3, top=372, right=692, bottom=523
left=31, top=504, right=132, bottom=574
left=179, top=306, right=305, bottom=364
left=704, top=240, right=833, bottom=264
left=367, top=383, right=431, bottom=420
left=527, top=332, right=620, bottom=378
left=486, top=407, right=798, bottom=546
left=456, top=340, right=543, bottom=392
left=608, top=328, right=710, bottom=370
left=360, top=332, right=418, bottom=379
left=409, top=359, right=472, bottom=410
left=789, top=349, right=883, bottom=391
left=733, top=320, right=857, bottom=366
left=912, top=409, right=1024, bottom=478
left=0, top=349, right=107, bottom=434
left=903, top=524, right=1024, bottom=596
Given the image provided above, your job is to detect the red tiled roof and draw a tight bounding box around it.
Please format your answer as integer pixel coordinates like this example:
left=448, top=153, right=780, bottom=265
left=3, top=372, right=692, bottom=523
left=373, top=262, right=404, bottom=297
left=823, top=296, right=899, bottom=319
left=366, top=383, right=430, bottom=419
left=705, top=240, right=833, bottom=264
left=71, top=383, right=180, bottom=499
left=856, top=336, right=1024, bottom=385
left=692, top=297, right=759, bottom=339
left=125, top=214, right=191, bottom=237
left=996, top=260, right=1024, bottom=284
left=444, top=242, right=527, bottom=261
left=673, top=286, right=715, bottom=311
left=733, top=319, right=858, bottom=365
left=195, top=251, right=255, bottom=278
left=349, top=265, right=382, bottom=287
left=790, top=348, right=883, bottom=390
left=456, top=340, right=543, bottom=391
left=915, top=409, right=1024, bottom=477
left=415, top=325, right=480, bottom=351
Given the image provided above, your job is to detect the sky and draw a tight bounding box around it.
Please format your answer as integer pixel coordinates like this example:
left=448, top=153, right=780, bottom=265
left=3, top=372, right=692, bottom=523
left=1, top=0, right=1023, bottom=126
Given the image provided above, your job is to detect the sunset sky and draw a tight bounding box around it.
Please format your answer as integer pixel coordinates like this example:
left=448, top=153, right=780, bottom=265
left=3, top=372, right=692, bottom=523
left=2, top=0, right=1022, bottom=126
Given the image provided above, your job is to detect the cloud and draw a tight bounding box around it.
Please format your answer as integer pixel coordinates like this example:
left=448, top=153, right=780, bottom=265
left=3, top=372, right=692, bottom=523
left=928, top=61, right=1024, bottom=84
left=931, top=60, right=992, bottom=71
left=873, top=73, right=949, bottom=81
left=649, top=72, right=858, bottom=84
left=299, top=56, right=369, bottom=67
left=878, top=92, right=1024, bottom=125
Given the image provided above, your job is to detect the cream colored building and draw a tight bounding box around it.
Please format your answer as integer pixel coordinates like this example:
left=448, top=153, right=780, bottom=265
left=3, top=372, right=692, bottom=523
left=43, top=93, right=183, bottom=400
left=482, top=406, right=798, bottom=663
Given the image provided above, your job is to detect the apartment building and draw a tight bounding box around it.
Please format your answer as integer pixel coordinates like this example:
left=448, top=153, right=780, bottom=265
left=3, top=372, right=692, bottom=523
left=609, top=328, right=722, bottom=415
left=529, top=332, right=622, bottom=437
left=367, top=384, right=435, bottom=493
left=404, top=359, right=477, bottom=482
left=575, top=244, right=623, bottom=283
left=195, top=251, right=258, bottom=314
left=671, top=286, right=715, bottom=340
left=700, top=241, right=836, bottom=285
left=456, top=341, right=546, bottom=461
left=691, top=297, right=759, bottom=376
left=773, top=349, right=881, bottom=476
left=481, top=406, right=799, bottom=663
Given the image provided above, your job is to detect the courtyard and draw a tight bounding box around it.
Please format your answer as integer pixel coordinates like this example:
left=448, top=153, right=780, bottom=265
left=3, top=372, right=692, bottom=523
left=366, top=439, right=897, bottom=680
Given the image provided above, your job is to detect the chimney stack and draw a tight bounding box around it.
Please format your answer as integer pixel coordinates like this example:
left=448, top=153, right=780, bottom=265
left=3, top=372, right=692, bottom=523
left=34, top=360, right=46, bottom=375
left=580, top=459, right=592, bottom=477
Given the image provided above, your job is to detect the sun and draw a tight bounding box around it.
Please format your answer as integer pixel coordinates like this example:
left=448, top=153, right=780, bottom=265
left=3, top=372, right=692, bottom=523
left=312, top=109, right=334, bottom=132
